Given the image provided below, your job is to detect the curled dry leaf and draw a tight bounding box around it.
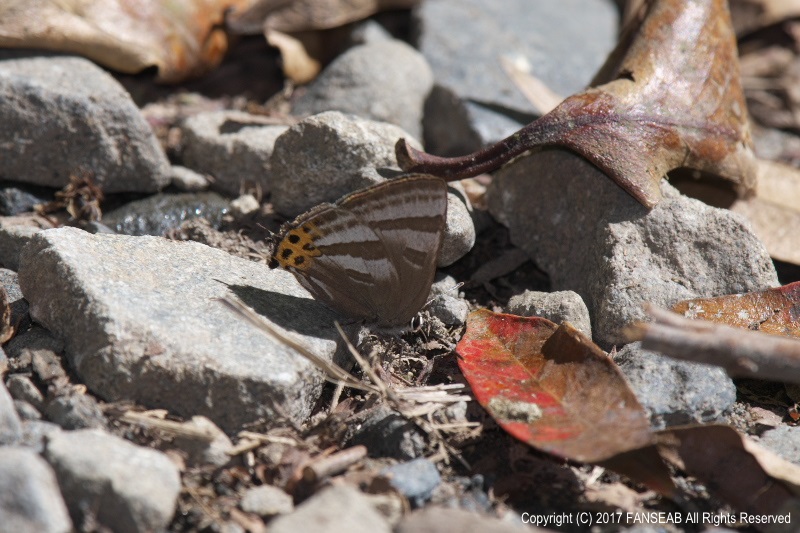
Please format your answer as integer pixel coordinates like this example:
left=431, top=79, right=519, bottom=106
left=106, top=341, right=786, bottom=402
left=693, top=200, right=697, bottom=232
left=657, top=425, right=800, bottom=520
left=456, top=309, right=675, bottom=496
left=228, top=0, right=419, bottom=83
left=672, top=281, right=800, bottom=338
left=397, top=0, right=757, bottom=209
left=0, top=0, right=254, bottom=83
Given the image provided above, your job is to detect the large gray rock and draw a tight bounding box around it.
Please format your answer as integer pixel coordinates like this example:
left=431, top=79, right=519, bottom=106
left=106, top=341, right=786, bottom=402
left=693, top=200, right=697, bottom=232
left=269, top=112, right=475, bottom=265
left=44, top=428, right=180, bottom=533
left=415, top=0, right=617, bottom=154
left=293, top=40, right=433, bottom=140
left=0, top=447, right=72, bottom=533
left=18, top=227, right=345, bottom=432
left=488, top=150, right=779, bottom=346
left=181, top=110, right=289, bottom=196
left=615, top=342, right=736, bottom=429
left=270, top=111, right=420, bottom=216
left=0, top=53, right=170, bottom=193
left=268, top=485, right=390, bottom=533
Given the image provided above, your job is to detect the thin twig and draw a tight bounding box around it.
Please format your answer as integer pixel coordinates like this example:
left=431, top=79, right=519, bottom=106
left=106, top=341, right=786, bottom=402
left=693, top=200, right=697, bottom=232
left=628, top=305, right=800, bottom=383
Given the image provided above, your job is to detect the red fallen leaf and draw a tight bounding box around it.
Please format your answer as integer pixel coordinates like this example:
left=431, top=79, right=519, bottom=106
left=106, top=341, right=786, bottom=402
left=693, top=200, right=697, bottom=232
left=457, top=309, right=677, bottom=497
left=0, top=0, right=254, bottom=83
left=672, top=281, right=800, bottom=338
left=396, top=0, right=757, bottom=209
left=456, top=309, right=653, bottom=461
left=657, top=425, right=800, bottom=521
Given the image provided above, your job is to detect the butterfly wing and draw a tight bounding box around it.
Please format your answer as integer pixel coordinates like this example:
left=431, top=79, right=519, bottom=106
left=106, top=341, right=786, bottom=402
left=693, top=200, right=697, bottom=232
left=339, top=175, right=448, bottom=325
left=273, top=204, right=400, bottom=322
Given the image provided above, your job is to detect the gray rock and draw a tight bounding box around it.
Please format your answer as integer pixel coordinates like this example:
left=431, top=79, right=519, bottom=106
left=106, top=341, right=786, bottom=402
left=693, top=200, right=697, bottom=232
left=415, top=0, right=617, bottom=153
left=270, top=111, right=421, bottom=216
left=45, top=392, right=107, bottom=430
left=0, top=347, right=7, bottom=376
left=0, top=267, right=22, bottom=300
left=169, top=165, right=211, bottom=192
left=293, top=39, right=433, bottom=140
left=0, top=447, right=72, bottom=533
left=269, top=111, right=474, bottom=264
left=346, top=404, right=426, bottom=460
left=18, top=227, right=345, bottom=433
left=428, top=274, right=470, bottom=324
left=0, top=53, right=170, bottom=193
left=758, top=426, right=800, bottom=465
left=381, top=458, right=441, bottom=507
left=44, top=428, right=180, bottom=533
left=507, top=290, right=592, bottom=339
left=102, top=192, right=230, bottom=236
left=0, top=379, right=22, bottom=444
left=488, top=150, right=779, bottom=346
left=427, top=295, right=469, bottom=327
left=31, top=347, right=67, bottom=383
left=4, top=325, right=64, bottom=362
left=268, top=485, right=390, bottom=533
left=0, top=183, right=52, bottom=216
left=182, top=110, right=289, bottom=196
left=0, top=214, right=53, bottom=270
left=614, top=342, right=736, bottom=429
left=174, top=416, right=233, bottom=467
left=6, top=374, right=45, bottom=410
left=350, top=19, right=394, bottom=45
left=0, top=267, right=30, bottom=334
left=240, top=484, right=294, bottom=516
left=18, top=420, right=62, bottom=453
left=14, top=399, right=42, bottom=420
left=439, top=183, right=476, bottom=267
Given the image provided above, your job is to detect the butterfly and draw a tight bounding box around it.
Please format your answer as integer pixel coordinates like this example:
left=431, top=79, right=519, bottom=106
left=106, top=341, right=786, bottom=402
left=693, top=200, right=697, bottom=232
left=269, top=174, right=448, bottom=326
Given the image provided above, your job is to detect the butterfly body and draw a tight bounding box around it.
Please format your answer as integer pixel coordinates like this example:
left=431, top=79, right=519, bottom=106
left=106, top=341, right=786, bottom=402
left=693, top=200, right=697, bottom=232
left=271, top=175, right=448, bottom=326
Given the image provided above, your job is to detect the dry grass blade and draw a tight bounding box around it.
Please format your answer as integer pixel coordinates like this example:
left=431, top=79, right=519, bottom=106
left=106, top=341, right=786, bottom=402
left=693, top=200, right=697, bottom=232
left=629, top=305, right=800, bottom=383
left=220, top=296, right=472, bottom=466
left=120, top=411, right=217, bottom=442
left=499, top=55, right=564, bottom=114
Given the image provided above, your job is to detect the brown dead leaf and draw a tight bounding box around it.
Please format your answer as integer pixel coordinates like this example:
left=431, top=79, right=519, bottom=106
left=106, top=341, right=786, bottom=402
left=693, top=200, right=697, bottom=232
left=657, top=425, right=800, bottom=519
left=672, top=282, right=800, bottom=338
left=397, top=0, right=757, bottom=209
left=730, top=159, right=800, bottom=265
left=0, top=0, right=254, bottom=83
left=228, top=0, right=419, bottom=33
